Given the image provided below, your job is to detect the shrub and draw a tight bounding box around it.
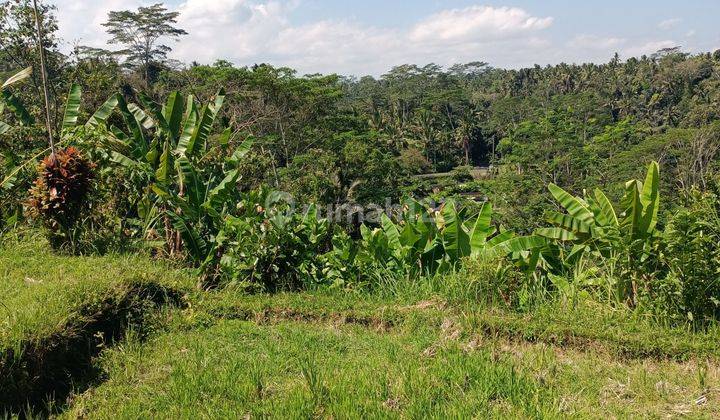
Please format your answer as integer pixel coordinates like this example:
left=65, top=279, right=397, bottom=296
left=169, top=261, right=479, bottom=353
left=27, top=147, right=95, bottom=251
left=397, top=147, right=431, bottom=175
left=451, top=165, right=474, bottom=182
left=318, top=229, right=361, bottom=288
left=655, top=189, right=720, bottom=324
left=216, top=198, right=333, bottom=291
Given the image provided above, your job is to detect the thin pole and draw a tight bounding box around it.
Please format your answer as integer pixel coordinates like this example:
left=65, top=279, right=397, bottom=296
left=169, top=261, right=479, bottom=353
left=32, top=0, right=55, bottom=156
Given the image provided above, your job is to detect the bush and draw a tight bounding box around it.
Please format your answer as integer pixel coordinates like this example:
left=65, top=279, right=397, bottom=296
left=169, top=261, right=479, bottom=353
left=450, top=165, right=474, bottom=182
left=215, top=197, right=333, bottom=291
left=27, top=147, right=95, bottom=251
left=397, top=147, right=431, bottom=175
left=655, top=190, right=720, bottom=324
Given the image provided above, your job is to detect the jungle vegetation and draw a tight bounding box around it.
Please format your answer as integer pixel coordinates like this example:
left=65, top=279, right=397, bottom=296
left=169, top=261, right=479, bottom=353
left=1, top=1, right=719, bottom=417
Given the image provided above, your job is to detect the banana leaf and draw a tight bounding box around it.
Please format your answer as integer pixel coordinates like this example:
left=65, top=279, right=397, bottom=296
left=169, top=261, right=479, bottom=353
left=441, top=201, right=471, bottom=261
left=86, top=94, right=119, bottom=128
left=61, top=83, right=82, bottom=131
left=183, top=89, right=226, bottom=157
left=381, top=213, right=401, bottom=250
left=548, top=183, right=594, bottom=224
left=639, top=161, right=660, bottom=234
left=176, top=95, right=198, bottom=155
left=535, top=227, right=578, bottom=241
left=1, top=66, right=32, bottom=89
left=167, top=210, right=208, bottom=262
left=469, top=202, right=495, bottom=255
left=128, top=103, right=155, bottom=130
left=163, top=91, right=184, bottom=139
left=1, top=91, right=33, bottom=126
left=203, top=168, right=240, bottom=216
left=117, top=95, right=147, bottom=154
left=592, top=188, right=618, bottom=227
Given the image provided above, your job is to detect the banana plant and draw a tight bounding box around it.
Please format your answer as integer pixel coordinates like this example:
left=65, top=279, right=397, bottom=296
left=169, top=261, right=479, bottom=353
left=356, top=199, right=538, bottom=275
left=534, top=161, right=661, bottom=272
left=0, top=67, right=33, bottom=134
left=107, top=90, right=231, bottom=183
left=161, top=136, right=253, bottom=264
left=620, top=161, right=660, bottom=241
left=104, top=88, right=255, bottom=264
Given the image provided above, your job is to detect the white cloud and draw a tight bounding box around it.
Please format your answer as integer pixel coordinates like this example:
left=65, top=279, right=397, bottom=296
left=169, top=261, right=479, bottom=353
left=172, top=0, right=293, bottom=63
left=567, top=35, right=625, bottom=50
left=409, top=6, right=553, bottom=43
left=45, top=2, right=700, bottom=75
left=53, top=0, right=148, bottom=49
left=658, top=18, right=682, bottom=30
left=172, top=2, right=556, bottom=75
left=623, top=40, right=678, bottom=57
left=269, top=21, right=403, bottom=73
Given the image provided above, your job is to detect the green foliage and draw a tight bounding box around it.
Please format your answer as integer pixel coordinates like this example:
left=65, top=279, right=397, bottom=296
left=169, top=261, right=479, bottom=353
left=450, top=165, right=474, bottom=182
left=460, top=254, right=527, bottom=307
left=0, top=67, right=35, bottom=232
left=653, top=189, right=720, bottom=324
left=61, top=83, right=81, bottom=131
left=0, top=67, right=33, bottom=129
left=104, top=88, right=252, bottom=266
left=531, top=162, right=662, bottom=302
left=215, top=198, right=332, bottom=291
left=205, top=196, right=539, bottom=292
left=323, top=200, right=532, bottom=286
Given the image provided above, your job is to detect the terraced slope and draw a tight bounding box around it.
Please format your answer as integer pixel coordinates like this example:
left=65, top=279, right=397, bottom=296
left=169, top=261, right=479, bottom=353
left=1, top=238, right=718, bottom=418
left=64, top=293, right=720, bottom=419
left=0, top=238, right=194, bottom=413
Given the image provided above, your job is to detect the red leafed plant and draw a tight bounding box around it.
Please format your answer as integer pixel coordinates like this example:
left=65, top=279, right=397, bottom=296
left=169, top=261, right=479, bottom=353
left=28, top=147, right=95, bottom=249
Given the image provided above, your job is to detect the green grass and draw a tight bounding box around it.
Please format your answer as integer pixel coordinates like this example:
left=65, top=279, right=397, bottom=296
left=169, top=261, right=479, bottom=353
left=0, top=235, right=195, bottom=412
left=2, top=236, right=719, bottom=418
left=63, top=293, right=720, bottom=419
left=0, top=237, right=193, bottom=351
left=64, top=320, right=559, bottom=418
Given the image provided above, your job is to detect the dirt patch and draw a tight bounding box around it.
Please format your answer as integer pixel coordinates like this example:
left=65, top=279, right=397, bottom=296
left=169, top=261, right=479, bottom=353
left=400, top=299, right=447, bottom=311
left=470, top=319, right=718, bottom=362
left=252, top=307, right=395, bottom=332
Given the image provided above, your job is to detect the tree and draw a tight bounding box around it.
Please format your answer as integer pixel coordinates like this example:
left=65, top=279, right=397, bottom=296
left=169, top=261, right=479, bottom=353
left=0, top=0, right=65, bottom=123
left=454, top=112, right=475, bottom=166
left=0, top=0, right=59, bottom=73
left=103, top=3, right=187, bottom=84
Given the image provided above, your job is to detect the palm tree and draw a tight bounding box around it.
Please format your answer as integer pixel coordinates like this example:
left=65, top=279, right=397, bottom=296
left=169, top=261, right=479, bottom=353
left=414, top=109, right=436, bottom=162
left=454, top=114, right=475, bottom=166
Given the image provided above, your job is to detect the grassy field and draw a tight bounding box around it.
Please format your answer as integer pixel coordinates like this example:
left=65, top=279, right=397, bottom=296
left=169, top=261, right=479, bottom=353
left=2, top=237, right=719, bottom=418
left=0, top=235, right=195, bottom=413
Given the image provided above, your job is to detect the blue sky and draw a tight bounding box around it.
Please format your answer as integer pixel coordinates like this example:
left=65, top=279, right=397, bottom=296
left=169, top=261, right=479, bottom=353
left=53, top=0, right=720, bottom=76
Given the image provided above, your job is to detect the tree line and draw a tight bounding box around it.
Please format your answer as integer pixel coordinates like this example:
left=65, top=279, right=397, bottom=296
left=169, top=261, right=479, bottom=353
left=2, top=2, right=718, bottom=219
